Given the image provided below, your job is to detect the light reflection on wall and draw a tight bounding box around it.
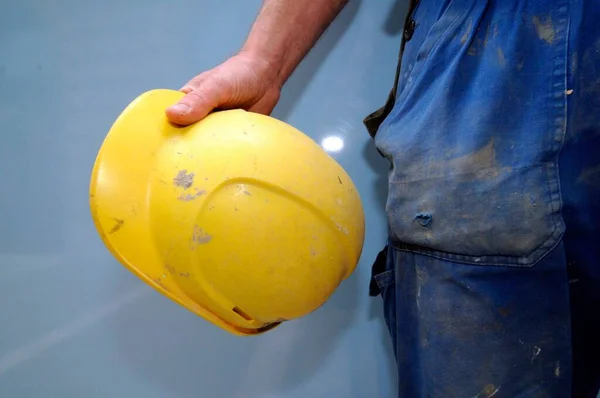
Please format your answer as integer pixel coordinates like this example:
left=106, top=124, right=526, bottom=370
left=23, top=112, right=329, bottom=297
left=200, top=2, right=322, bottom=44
left=320, top=135, right=345, bottom=153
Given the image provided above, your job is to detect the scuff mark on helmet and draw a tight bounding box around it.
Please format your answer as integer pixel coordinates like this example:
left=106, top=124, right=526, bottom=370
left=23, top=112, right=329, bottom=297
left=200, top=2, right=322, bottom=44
left=191, top=225, right=212, bottom=249
left=178, top=188, right=207, bottom=201
left=173, top=170, right=195, bottom=189
left=109, top=218, right=124, bottom=234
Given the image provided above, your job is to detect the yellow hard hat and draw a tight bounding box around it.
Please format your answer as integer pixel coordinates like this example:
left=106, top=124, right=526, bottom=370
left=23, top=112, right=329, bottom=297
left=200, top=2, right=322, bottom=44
left=89, top=89, right=365, bottom=335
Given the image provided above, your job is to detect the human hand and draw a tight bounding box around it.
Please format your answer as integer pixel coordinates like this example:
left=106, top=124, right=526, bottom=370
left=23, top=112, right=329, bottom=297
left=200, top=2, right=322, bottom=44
left=165, top=52, right=282, bottom=125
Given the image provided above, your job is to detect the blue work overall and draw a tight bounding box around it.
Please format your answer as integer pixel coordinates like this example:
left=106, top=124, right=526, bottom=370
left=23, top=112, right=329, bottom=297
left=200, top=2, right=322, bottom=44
left=365, top=0, right=600, bottom=396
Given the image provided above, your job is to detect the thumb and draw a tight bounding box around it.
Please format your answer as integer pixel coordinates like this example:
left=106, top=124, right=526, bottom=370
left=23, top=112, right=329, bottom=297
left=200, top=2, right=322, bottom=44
left=166, top=84, right=223, bottom=125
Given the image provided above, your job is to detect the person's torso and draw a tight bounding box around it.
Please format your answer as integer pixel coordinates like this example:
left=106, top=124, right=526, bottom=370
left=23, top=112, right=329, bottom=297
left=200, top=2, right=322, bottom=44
left=371, top=0, right=599, bottom=266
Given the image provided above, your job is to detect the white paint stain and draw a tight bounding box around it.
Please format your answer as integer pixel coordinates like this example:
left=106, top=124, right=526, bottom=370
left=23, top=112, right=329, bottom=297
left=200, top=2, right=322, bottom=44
left=473, top=384, right=501, bottom=398
left=415, top=266, right=428, bottom=310
left=487, top=386, right=501, bottom=397
left=497, top=48, right=506, bottom=68
left=331, top=218, right=349, bottom=235
left=488, top=387, right=500, bottom=398
left=336, top=224, right=349, bottom=235
left=235, top=184, right=252, bottom=197
left=531, top=345, right=542, bottom=362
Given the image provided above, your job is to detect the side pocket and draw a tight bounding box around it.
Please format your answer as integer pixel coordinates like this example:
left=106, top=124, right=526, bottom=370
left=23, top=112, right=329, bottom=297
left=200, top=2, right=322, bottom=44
left=369, top=245, right=393, bottom=297
left=369, top=245, right=397, bottom=349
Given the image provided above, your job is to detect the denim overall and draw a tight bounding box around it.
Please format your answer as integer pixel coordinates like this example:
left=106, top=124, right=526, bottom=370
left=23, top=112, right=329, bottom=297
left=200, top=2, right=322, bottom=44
left=365, top=0, right=600, bottom=396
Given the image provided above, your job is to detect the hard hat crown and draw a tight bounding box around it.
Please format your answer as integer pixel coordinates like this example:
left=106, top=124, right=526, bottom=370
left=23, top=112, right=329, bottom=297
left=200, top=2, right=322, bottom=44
left=90, top=89, right=365, bottom=335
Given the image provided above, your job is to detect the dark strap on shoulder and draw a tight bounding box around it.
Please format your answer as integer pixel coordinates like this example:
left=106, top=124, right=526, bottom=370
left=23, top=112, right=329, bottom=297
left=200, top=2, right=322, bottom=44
left=363, top=0, right=418, bottom=138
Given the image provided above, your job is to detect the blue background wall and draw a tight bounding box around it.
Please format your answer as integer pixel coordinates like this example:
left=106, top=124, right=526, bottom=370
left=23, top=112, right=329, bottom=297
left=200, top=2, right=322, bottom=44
left=0, top=1, right=406, bottom=397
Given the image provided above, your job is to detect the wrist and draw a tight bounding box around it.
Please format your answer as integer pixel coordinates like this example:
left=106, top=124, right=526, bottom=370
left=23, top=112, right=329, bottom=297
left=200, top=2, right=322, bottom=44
left=238, top=44, right=287, bottom=88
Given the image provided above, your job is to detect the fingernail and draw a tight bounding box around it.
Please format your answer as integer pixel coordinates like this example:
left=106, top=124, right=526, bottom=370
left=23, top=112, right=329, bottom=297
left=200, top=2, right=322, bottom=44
left=169, top=103, right=189, bottom=115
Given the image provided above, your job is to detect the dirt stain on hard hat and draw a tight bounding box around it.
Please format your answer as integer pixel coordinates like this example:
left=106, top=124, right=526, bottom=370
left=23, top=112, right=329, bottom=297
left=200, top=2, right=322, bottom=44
left=173, top=170, right=195, bottom=189
left=235, top=184, right=252, bottom=196
left=154, top=273, right=170, bottom=291
left=166, top=263, right=190, bottom=278
left=191, top=225, right=212, bottom=249
left=178, top=188, right=207, bottom=201
left=109, top=218, right=124, bottom=234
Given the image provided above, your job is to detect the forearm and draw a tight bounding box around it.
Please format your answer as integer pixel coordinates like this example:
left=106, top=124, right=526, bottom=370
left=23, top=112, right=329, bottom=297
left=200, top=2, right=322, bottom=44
left=240, top=0, right=348, bottom=87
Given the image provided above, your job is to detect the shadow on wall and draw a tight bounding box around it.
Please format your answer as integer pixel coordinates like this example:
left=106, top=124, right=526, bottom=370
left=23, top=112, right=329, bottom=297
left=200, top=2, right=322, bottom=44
left=109, top=1, right=410, bottom=396
left=111, top=268, right=360, bottom=397
left=363, top=140, right=390, bottom=213
left=110, top=4, right=363, bottom=396
left=271, top=0, right=407, bottom=123
left=383, top=0, right=409, bottom=36
left=366, top=0, right=404, bottom=384
left=272, top=0, right=361, bottom=122
left=273, top=0, right=393, bottom=213
left=363, top=0, right=406, bottom=210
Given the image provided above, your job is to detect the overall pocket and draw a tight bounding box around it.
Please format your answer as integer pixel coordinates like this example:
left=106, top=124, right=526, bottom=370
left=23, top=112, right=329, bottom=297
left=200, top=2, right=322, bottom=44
left=369, top=246, right=397, bottom=343
left=374, top=0, right=570, bottom=267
